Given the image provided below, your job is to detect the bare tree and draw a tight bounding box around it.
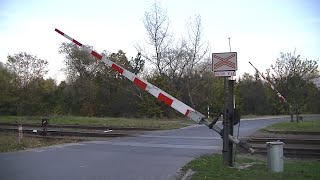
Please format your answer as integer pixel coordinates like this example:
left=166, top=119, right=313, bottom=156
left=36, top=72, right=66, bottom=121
left=138, top=4, right=212, bottom=109
left=138, top=1, right=171, bottom=75
left=164, top=40, right=189, bottom=80
left=160, top=15, right=209, bottom=80
left=184, top=15, right=210, bottom=107
left=185, top=15, right=209, bottom=76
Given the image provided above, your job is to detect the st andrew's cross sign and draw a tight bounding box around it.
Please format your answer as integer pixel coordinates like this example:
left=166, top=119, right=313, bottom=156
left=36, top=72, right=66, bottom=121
left=212, top=52, right=237, bottom=77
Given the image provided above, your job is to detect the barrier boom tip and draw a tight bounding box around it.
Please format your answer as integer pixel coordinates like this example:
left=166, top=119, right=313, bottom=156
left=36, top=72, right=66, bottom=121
left=55, top=28, right=64, bottom=35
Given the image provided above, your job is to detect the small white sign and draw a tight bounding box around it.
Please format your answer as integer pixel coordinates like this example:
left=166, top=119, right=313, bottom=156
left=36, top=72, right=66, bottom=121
left=212, top=52, right=237, bottom=71
left=214, top=71, right=236, bottom=77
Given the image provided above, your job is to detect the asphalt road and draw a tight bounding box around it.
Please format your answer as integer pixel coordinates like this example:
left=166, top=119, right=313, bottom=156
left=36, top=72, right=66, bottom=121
left=1, top=115, right=319, bottom=180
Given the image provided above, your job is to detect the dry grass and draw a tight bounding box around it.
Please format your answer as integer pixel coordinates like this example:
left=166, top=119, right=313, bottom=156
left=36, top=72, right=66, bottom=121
left=0, top=132, right=81, bottom=153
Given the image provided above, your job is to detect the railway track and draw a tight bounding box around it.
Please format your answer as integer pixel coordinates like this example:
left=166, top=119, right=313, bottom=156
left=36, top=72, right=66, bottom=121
left=246, top=133, right=320, bottom=159
left=2, top=123, right=319, bottom=158
left=0, top=123, right=159, bottom=131
left=0, top=123, right=156, bottom=138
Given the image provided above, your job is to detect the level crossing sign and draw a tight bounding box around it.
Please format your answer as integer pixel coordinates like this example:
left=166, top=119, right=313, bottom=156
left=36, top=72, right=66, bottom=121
left=212, top=52, right=237, bottom=77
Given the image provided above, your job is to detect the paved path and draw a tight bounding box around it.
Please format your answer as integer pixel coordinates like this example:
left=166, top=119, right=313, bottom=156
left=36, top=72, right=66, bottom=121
left=0, top=115, right=319, bottom=180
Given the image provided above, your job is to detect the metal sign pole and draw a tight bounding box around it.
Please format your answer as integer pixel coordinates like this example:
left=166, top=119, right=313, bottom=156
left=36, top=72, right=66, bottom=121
left=222, top=38, right=235, bottom=166
left=228, top=79, right=235, bottom=166
left=222, top=77, right=230, bottom=166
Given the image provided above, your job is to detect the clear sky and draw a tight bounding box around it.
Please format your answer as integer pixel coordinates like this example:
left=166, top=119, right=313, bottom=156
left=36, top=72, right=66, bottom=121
left=0, top=0, right=319, bottom=82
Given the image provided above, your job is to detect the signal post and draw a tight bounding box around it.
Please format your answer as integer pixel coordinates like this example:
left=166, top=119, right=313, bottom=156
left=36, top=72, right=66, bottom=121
left=212, top=52, right=237, bottom=166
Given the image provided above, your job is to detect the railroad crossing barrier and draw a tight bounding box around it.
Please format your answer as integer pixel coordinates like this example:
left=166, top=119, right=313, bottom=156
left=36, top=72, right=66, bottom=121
left=54, top=28, right=254, bottom=154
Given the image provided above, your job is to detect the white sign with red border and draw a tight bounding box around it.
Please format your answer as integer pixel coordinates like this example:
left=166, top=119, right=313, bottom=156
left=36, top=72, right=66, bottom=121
left=212, top=52, right=237, bottom=74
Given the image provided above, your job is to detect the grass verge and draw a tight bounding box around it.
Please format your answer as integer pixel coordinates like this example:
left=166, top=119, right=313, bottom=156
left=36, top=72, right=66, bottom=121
left=180, top=154, right=320, bottom=180
left=0, top=132, right=81, bottom=153
left=261, top=120, right=320, bottom=132
left=0, top=116, right=195, bottom=130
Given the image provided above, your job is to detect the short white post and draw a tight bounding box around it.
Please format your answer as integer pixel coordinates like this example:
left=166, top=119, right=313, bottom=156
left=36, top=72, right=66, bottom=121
left=18, top=124, right=23, bottom=144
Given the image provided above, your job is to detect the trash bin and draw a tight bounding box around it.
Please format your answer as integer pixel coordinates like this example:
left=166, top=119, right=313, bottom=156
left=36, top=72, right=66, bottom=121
left=266, top=141, right=284, bottom=172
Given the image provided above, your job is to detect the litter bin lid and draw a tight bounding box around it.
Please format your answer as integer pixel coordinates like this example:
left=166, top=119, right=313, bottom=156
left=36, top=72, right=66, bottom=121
left=266, top=141, right=284, bottom=145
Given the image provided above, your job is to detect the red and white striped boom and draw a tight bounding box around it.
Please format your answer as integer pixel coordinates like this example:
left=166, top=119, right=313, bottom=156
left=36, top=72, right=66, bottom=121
left=249, top=61, right=292, bottom=108
left=55, top=28, right=254, bottom=153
